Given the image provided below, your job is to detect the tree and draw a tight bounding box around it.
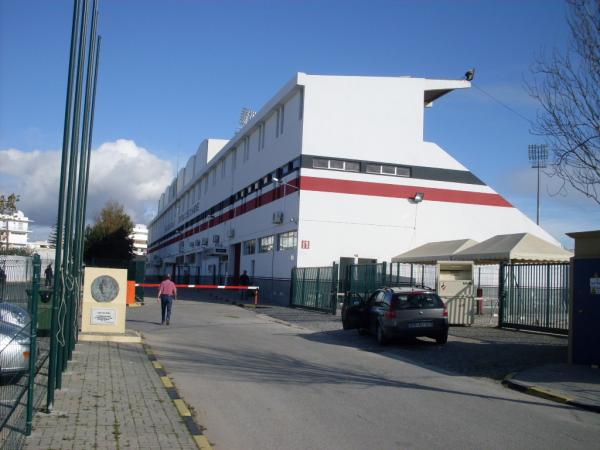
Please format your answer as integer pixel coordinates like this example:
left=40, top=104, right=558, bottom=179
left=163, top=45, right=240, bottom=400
left=0, top=193, right=20, bottom=214
left=47, top=221, right=58, bottom=247
left=527, top=0, right=600, bottom=203
left=84, top=201, right=134, bottom=264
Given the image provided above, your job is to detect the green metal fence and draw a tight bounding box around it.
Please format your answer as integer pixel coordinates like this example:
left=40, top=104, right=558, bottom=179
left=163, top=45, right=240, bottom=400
left=0, top=255, right=49, bottom=449
left=290, top=264, right=339, bottom=313
left=499, top=263, right=570, bottom=334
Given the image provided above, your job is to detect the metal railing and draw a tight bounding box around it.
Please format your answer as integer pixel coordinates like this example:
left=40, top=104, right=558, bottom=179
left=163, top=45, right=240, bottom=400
left=0, top=255, right=49, bottom=449
left=290, top=265, right=339, bottom=313
left=499, top=263, right=570, bottom=334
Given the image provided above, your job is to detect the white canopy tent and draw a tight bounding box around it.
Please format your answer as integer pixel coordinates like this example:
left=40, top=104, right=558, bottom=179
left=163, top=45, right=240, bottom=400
left=391, top=239, right=479, bottom=264
left=452, top=233, right=573, bottom=264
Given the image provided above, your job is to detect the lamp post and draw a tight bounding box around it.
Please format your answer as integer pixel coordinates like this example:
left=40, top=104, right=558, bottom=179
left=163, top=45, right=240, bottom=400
left=528, top=144, right=548, bottom=225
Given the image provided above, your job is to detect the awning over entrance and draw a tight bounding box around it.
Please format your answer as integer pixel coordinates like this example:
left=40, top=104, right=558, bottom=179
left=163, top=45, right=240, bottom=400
left=391, top=239, right=479, bottom=264
left=452, top=233, right=573, bottom=264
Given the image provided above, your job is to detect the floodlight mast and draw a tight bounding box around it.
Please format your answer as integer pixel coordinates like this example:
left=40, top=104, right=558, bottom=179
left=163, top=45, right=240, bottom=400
left=528, top=144, right=548, bottom=225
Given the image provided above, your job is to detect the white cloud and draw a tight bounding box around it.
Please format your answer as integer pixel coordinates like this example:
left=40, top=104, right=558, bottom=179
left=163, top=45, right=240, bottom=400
left=0, top=139, right=173, bottom=239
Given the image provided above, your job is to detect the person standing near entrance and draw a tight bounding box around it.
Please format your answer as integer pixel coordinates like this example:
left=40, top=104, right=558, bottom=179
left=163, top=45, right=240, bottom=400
left=44, top=264, right=53, bottom=287
left=239, top=270, right=250, bottom=300
left=157, top=274, right=177, bottom=325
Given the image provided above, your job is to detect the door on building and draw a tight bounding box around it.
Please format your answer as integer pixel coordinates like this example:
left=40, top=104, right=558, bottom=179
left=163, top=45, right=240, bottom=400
left=233, top=243, right=241, bottom=282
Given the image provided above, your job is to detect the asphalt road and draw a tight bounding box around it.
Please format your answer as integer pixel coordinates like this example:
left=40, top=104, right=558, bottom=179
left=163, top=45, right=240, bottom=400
left=127, top=299, right=600, bottom=450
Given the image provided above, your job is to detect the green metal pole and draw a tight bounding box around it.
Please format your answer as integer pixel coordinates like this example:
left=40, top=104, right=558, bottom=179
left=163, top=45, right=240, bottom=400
left=59, top=0, right=90, bottom=385
left=48, top=0, right=81, bottom=412
left=72, top=1, right=98, bottom=361
left=26, top=255, right=41, bottom=434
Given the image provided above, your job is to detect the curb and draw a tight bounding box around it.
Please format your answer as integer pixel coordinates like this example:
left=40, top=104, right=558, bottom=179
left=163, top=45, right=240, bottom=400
left=502, top=375, right=600, bottom=414
left=142, top=341, right=213, bottom=449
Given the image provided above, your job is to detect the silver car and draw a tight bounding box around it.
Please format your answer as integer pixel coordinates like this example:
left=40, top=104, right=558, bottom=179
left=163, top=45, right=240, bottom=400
left=0, top=302, right=31, bottom=328
left=0, top=321, right=30, bottom=375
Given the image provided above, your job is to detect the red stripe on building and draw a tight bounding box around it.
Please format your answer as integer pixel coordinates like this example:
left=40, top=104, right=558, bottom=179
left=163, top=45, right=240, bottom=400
left=299, top=176, right=512, bottom=207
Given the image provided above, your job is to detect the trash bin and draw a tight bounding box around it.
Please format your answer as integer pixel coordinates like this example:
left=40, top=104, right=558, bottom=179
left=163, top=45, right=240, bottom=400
left=37, top=287, right=53, bottom=331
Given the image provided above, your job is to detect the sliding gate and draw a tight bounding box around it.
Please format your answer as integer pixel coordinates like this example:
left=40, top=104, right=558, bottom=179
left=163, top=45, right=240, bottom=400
left=499, top=263, right=570, bottom=334
left=290, top=264, right=339, bottom=313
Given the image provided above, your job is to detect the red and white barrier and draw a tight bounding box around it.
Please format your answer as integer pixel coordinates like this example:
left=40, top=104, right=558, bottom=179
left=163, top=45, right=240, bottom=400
left=135, top=283, right=260, bottom=306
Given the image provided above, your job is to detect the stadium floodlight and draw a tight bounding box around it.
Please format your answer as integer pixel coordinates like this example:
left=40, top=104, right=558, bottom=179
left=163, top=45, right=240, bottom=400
left=528, top=144, right=548, bottom=225
left=413, top=192, right=425, bottom=203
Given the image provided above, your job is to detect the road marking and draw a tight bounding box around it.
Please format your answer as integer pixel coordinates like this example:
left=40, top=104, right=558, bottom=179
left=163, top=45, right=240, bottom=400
left=528, top=386, right=572, bottom=403
left=144, top=338, right=211, bottom=449
left=193, top=435, right=213, bottom=450
left=174, top=399, right=192, bottom=416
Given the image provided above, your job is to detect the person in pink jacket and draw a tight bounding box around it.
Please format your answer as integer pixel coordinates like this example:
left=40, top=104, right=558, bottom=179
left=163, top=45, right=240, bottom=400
left=157, top=274, right=177, bottom=325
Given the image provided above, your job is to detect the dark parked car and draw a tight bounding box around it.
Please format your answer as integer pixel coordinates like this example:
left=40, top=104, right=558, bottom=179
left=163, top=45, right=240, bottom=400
left=342, top=287, right=449, bottom=345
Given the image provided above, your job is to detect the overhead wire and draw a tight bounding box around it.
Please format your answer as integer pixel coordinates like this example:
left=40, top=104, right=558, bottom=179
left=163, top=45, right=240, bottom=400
left=472, top=82, right=534, bottom=126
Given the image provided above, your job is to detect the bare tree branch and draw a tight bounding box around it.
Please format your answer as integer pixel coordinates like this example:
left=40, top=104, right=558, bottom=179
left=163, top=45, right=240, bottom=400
left=527, top=0, right=600, bottom=204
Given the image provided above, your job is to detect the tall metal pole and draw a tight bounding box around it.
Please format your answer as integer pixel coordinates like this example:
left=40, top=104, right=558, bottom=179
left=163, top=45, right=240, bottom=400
left=58, top=0, right=90, bottom=387
left=48, top=0, right=81, bottom=411
left=72, top=0, right=98, bottom=361
left=528, top=144, right=548, bottom=226
left=536, top=164, right=540, bottom=225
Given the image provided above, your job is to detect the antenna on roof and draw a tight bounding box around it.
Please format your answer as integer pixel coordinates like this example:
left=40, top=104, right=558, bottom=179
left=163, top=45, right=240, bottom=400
left=238, top=107, right=256, bottom=132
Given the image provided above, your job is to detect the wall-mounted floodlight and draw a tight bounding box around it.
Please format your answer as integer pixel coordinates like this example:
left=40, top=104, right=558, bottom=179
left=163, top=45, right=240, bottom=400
left=413, top=192, right=425, bottom=203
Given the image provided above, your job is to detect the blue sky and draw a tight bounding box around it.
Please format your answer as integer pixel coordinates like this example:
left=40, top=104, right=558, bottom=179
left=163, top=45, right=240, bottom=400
left=0, top=0, right=597, bottom=247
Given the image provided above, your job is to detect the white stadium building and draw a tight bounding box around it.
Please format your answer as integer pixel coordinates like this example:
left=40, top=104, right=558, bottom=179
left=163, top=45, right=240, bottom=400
left=147, top=73, right=558, bottom=303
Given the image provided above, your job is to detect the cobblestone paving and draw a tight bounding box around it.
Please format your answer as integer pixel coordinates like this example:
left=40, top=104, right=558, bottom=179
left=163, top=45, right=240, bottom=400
left=24, top=342, right=196, bottom=450
left=251, top=304, right=568, bottom=381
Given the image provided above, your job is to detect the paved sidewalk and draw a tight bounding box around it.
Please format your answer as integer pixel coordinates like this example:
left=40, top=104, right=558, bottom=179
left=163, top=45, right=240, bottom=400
left=24, top=341, right=197, bottom=450
left=504, top=363, right=600, bottom=413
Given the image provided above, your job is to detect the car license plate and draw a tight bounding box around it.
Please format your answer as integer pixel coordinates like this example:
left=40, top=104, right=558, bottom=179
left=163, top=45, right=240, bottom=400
left=408, top=321, right=433, bottom=328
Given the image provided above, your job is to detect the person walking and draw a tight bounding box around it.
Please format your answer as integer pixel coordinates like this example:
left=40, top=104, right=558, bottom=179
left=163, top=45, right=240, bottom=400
left=157, top=274, right=177, bottom=325
left=44, top=263, right=53, bottom=287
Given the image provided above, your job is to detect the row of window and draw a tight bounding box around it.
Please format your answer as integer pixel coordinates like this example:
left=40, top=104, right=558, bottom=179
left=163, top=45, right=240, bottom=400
left=312, top=158, right=411, bottom=178
left=243, top=231, right=297, bottom=254
left=149, top=157, right=301, bottom=248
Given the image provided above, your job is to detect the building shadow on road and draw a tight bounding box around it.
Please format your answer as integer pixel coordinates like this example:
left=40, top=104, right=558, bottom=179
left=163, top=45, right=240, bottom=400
left=148, top=338, right=573, bottom=413
left=298, top=328, right=568, bottom=381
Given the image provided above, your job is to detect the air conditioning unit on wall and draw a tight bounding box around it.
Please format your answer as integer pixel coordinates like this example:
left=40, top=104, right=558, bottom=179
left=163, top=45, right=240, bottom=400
left=272, top=211, right=284, bottom=224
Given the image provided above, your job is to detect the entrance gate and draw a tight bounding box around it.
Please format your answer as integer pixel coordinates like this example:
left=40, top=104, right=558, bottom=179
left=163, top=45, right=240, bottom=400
left=499, top=263, right=569, bottom=334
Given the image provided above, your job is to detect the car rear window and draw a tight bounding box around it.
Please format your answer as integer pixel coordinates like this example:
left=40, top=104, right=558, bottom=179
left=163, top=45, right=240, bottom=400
left=392, top=293, right=443, bottom=309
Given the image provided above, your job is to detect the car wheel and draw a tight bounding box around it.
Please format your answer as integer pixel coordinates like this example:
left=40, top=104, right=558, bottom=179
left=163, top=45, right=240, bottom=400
left=342, top=319, right=350, bottom=330
left=376, top=324, right=388, bottom=346
left=435, top=331, right=448, bottom=345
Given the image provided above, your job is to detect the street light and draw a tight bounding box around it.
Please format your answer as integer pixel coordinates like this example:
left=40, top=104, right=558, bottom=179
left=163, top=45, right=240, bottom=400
left=528, top=144, right=548, bottom=225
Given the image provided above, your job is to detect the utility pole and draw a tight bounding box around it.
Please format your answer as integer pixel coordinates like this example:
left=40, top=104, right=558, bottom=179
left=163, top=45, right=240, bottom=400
left=528, top=144, right=548, bottom=225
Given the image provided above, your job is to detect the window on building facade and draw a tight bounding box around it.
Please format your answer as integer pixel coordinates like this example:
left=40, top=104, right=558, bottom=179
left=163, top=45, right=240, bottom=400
left=243, top=239, right=256, bottom=255
left=243, top=137, right=250, bottom=162
left=221, top=159, right=226, bottom=178
left=231, top=148, right=237, bottom=173
left=312, top=158, right=358, bottom=172
left=278, top=231, right=297, bottom=251
left=313, top=158, right=328, bottom=169
left=345, top=161, right=360, bottom=172
left=275, top=105, right=285, bottom=137
left=366, top=163, right=411, bottom=177
left=259, top=235, right=274, bottom=253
